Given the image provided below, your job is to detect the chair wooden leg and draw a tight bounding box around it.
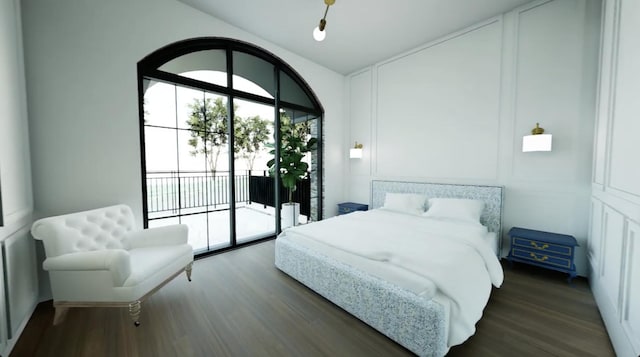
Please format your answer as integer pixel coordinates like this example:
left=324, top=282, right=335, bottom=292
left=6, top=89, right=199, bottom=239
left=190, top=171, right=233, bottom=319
left=129, top=300, right=141, bottom=326
left=185, top=262, right=193, bottom=282
left=53, top=306, right=69, bottom=325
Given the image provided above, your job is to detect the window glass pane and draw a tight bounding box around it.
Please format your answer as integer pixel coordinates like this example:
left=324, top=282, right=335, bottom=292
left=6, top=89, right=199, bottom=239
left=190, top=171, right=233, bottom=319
left=146, top=170, right=180, bottom=220
left=232, top=75, right=273, bottom=99
left=233, top=98, right=276, bottom=243
left=202, top=92, right=230, bottom=175
left=143, top=80, right=176, bottom=128
left=176, top=129, right=207, bottom=172
left=144, top=127, right=178, bottom=172
left=176, top=86, right=206, bottom=130
left=148, top=216, right=180, bottom=228
left=233, top=51, right=275, bottom=98
left=180, top=213, right=214, bottom=253
left=307, top=115, right=320, bottom=222
left=181, top=70, right=227, bottom=87
left=178, top=170, right=209, bottom=216
left=280, top=108, right=319, bottom=223
left=280, top=71, right=313, bottom=108
left=158, top=49, right=227, bottom=87
left=144, top=126, right=178, bottom=220
left=207, top=210, right=230, bottom=250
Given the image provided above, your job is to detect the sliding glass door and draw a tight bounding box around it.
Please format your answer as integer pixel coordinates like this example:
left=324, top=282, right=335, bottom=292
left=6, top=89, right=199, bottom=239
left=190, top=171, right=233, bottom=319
left=138, top=39, right=323, bottom=256
left=233, top=98, right=276, bottom=244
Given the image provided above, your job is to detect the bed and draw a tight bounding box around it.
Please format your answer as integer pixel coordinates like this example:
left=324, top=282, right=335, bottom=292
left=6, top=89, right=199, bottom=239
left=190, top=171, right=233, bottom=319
left=275, top=180, right=504, bottom=357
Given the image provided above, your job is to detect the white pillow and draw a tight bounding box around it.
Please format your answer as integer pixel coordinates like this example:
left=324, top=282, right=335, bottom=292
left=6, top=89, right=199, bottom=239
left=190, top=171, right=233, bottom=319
left=423, top=198, right=485, bottom=224
left=383, top=193, right=427, bottom=215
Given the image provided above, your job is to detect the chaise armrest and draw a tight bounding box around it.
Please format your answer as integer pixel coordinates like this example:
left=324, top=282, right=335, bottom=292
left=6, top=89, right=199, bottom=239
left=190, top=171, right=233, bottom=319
left=126, top=224, right=188, bottom=249
left=42, top=249, right=131, bottom=286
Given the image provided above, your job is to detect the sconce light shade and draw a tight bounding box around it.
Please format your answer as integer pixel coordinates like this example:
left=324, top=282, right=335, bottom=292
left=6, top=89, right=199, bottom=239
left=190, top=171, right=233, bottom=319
left=522, top=134, right=552, bottom=152
left=349, top=141, right=363, bottom=159
left=522, top=123, right=552, bottom=152
left=349, top=148, right=363, bottom=158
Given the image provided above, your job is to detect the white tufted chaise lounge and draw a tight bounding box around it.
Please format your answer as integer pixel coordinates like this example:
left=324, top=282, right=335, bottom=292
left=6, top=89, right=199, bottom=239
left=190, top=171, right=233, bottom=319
left=31, top=204, right=194, bottom=326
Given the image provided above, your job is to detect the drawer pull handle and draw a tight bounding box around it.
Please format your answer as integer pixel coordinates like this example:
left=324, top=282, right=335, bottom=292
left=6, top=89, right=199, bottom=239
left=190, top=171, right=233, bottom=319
left=530, top=241, right=549, bottom=250
left=529, top=252, right=549, bottom=262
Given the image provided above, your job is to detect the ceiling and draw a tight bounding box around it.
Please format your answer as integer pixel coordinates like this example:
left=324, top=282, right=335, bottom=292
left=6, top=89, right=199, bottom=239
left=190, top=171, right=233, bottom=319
left=179, top=0, right=532, bottom=75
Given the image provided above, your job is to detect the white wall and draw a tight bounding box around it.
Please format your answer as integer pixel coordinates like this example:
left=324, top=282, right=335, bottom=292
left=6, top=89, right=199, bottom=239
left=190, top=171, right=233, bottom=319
left=0, top=0, right=38, bottom=354
left=21, top=0, right=346, bottom=226
left=346, top=0, right=601, bottom=276
left=589, top=0, right=640, bottom=355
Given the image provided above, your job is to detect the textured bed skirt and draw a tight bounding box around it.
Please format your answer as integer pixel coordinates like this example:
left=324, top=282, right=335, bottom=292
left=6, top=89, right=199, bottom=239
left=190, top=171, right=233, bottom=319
left=275, top=236, right=447, bottom=357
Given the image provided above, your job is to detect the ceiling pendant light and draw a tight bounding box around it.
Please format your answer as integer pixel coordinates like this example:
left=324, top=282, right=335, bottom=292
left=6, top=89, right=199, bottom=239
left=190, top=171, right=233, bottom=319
left=313, top=0, right=335, bottom=42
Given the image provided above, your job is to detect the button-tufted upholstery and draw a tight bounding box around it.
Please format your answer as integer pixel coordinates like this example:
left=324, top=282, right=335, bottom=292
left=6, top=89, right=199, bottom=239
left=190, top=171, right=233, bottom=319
left=31, top=204, right=194, bottom=326
left=33, top=205, right=135, bottom=257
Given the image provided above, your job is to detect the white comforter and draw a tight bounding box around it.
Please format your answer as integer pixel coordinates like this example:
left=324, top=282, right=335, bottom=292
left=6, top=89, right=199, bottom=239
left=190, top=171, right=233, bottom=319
left=279, top=209, right=503, bottom=347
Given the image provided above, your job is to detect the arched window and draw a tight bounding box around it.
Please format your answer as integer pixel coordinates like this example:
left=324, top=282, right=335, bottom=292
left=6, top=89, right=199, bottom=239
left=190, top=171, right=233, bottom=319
left=137, top=38, right=323, bottom=256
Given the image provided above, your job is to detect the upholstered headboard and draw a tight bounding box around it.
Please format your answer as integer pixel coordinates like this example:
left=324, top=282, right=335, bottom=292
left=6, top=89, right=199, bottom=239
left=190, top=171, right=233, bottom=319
left=371, top=180, right=504, bottom=234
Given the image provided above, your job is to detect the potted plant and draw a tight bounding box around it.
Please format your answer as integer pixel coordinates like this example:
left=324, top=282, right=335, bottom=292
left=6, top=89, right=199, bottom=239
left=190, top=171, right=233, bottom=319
left=267, top=116, right=317, bottom=228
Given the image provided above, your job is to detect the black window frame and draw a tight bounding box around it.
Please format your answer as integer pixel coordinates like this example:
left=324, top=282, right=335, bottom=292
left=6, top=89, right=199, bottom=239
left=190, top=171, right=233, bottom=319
left=137, top=37, right=324, bottom=256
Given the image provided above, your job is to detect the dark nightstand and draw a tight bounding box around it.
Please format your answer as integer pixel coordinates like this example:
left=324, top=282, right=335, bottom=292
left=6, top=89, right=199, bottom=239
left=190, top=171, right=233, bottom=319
left=337, top=202, right=368, bottom=215
left=507, top=227, right=578, bottom=283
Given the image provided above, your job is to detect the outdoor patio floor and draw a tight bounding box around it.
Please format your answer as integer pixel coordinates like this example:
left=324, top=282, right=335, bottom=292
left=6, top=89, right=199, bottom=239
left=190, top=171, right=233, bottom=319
left=149, top=203, right=307, bottom=252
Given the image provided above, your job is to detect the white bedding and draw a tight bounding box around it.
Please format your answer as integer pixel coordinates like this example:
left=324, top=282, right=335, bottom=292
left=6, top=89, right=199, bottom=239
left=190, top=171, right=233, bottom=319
left=279, top=209, right=503, bottom=347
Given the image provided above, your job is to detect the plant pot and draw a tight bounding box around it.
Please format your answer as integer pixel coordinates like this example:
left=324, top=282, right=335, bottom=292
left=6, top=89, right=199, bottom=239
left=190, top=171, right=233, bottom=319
left=281, top=202, right=300, bottom=229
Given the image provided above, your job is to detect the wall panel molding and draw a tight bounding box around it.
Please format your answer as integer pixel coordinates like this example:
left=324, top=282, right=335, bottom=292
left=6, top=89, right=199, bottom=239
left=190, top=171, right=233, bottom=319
left=506, top=0, right=551, bottom=171
left=372, top=16, right=504, bottom=181
left=592, top=188, right=640, bottom=221
left=374, top=17, right=502, bottom=73
left=0, top=0, right=36, bottom=355
left=346, top=0, right=600, bottom=277
left=590, top=3, right=640, bottom=349
left=601, top=0, right=619, bottom=189
left=605, top=0, right=640, bottom=200
left=592, top=0, right=619, bottom=186
left=347, top=68, right=373, bottom=181
left=510, top=0, right=593, bottom=183
left=621, top=219, right=640, bottom=354
left=375, top=19, right=502, bottom=180
left=600, top=205, right=624, bottom=313
left=587, top=198, right=603, bottom=272
left=605, top=186, right=640, bottom=208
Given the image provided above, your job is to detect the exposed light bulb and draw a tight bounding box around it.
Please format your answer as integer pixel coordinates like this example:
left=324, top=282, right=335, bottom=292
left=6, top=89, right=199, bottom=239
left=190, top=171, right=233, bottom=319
left=313, top=26, right=326, bottom=41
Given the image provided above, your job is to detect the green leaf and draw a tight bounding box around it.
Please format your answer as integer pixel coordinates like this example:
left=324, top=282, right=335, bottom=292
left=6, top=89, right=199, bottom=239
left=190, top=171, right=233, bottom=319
left=282, top=175, right=297, bottom=189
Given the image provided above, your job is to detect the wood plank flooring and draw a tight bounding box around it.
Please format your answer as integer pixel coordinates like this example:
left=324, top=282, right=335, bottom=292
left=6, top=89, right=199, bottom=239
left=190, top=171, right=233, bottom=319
left=11, top=240, right=614, bottom=357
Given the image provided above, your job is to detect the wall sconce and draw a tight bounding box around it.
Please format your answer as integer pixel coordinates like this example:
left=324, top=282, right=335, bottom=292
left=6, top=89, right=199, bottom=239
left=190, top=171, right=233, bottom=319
left=522, top=123, right=552, bottom=152
left=349, top=141, right=363, bottom=159
left=313, top=0, right=336, bottom=41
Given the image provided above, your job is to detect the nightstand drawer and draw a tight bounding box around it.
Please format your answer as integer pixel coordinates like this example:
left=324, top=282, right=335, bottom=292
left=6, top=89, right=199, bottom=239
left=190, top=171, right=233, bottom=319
left=507, top=227, right=578, bottom=283
left=511, top=248, right=572, bottom=269
left=339, top=206, right=354, bottom=214
left=337, top=202, right=368, bottom=215
left=512, top=237, right=573, bottom=256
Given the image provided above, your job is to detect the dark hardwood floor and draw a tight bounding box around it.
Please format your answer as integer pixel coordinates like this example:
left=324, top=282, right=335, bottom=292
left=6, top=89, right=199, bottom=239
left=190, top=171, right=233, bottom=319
left=11, top=240, right=614, bottom=357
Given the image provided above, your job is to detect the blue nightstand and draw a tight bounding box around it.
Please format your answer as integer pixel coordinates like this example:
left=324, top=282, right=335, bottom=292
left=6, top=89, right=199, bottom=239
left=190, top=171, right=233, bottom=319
left=507, top=227, right=578, bottom=283
left=338, top=202, right=368, bottom=215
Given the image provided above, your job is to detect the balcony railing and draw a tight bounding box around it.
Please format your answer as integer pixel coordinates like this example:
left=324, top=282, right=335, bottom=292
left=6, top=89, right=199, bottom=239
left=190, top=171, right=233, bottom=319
left=146, top=171, right=249, bottom=214
left=248, top=175, right=310, bottom=217
left=146, top=170, right=310, bottom=217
